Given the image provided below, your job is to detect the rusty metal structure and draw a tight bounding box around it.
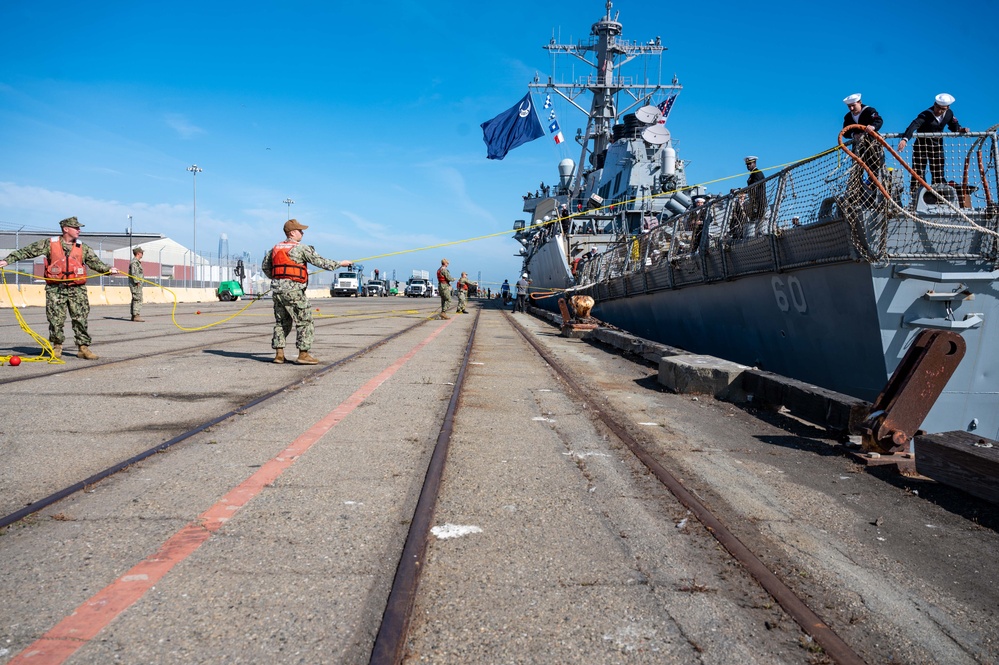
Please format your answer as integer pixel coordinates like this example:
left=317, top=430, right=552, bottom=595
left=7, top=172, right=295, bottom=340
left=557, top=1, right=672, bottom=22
left=860, top=329, right=966, bottom=454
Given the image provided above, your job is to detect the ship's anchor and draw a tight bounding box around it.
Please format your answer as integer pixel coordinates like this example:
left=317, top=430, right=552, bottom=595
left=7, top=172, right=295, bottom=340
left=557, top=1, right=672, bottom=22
left=860, top=329, right=966, bottom=454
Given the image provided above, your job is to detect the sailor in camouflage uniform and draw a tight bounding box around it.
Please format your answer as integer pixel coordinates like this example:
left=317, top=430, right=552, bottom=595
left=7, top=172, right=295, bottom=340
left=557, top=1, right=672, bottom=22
left=455, top=271, right=472, bottom=313
left=129, top=246, right=145, bottom=322
left=436, top=258, right=453, bottom=319
left=261, top=219, right=353, bottom=365
left=0, top=216, right=121, bottom=359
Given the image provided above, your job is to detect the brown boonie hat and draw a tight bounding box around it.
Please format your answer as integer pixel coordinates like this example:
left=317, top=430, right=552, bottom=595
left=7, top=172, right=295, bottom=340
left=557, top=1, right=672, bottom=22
left=59, top=216, right=84, bottom=229
left=283, top=218, right=308, bottom=234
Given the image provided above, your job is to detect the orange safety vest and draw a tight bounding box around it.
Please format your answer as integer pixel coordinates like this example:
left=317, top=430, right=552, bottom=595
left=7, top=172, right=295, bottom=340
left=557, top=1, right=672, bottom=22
left=270, top=241, right=308, bottom=283
left=44, top=238, right=87, bottom=286
left=457, top=280, right=468, bottom=292
left=437, top=266, right=449, bottom=284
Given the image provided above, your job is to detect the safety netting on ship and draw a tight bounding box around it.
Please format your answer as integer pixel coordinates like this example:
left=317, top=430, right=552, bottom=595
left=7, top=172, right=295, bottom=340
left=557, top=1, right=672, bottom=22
left=575, top=129, right=999, bottom=298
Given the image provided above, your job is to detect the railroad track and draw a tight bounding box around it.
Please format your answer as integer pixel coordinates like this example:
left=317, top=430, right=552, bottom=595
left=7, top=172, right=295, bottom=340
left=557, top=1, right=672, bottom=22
left=0, top=316, right=431, bottom=529
left=6, top=302, right=985, bottom=663
left=366, top=310, right=863, bottom=664
left=502, top=312, right=866, bottom=665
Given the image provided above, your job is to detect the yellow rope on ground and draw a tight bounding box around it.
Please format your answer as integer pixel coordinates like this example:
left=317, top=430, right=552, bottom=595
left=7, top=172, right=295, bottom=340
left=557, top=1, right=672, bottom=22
left=1, top=268, right=63, bottom=365
left=0, top=268, right=265, bottom=360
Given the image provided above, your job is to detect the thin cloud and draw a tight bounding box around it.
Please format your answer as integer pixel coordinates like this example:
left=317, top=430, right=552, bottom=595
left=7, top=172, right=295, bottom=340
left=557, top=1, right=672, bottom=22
left=164, top=113, right=206, bottom=139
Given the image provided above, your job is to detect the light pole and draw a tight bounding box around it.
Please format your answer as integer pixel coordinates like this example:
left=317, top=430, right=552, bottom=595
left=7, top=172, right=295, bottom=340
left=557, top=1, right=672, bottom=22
left=187, top=165, right=203, bottom=287
left=187, top=164, right=204, bottom=287
left=14, top=225, right=24, bottom=287
left=283, top=198, right=295, bottom=219
left=127, top=214, right=133, bottom=255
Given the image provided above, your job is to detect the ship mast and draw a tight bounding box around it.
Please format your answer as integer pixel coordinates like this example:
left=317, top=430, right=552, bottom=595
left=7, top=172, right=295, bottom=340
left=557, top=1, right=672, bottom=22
left=529, top=1, right=680, bottom=196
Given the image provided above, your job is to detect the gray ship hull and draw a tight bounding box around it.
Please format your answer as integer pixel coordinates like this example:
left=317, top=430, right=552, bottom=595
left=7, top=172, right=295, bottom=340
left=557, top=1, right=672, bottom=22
left=507, top=4, right=998, bottom=442
left=576, top=258, right=999, bottom=438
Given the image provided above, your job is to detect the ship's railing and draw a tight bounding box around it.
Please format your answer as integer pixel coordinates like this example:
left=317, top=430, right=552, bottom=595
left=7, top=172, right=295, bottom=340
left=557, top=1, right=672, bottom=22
left=576, top=131, right=999, bottom=293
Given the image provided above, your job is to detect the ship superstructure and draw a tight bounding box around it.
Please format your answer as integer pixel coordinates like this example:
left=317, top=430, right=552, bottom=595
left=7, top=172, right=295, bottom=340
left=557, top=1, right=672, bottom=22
left=511, top=3, right=999, bottom=438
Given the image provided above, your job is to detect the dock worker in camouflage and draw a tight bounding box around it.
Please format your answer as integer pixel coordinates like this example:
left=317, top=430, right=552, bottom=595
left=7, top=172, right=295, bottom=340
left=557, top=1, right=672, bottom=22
left=261, top=219, right=353, bottom=365
left=436, top=258, right=453, bottom=319
left=455, top=271, right=472, bottom=314
left=129, top=246, right=145, bottom=322
left=0, top=216, right=121, bottom=359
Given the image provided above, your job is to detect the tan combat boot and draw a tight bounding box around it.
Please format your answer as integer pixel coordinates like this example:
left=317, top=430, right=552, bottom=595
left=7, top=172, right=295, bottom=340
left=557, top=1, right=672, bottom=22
left=132, top=315, right=145, bottom=322
left=78, top=345, right=99, bottom=360
left=51, top=344, right=62, bottom=359
left=296, top=350, right=319, bottom=365
left=273, top=348, right=285, bottom=364
left=439, top=313, right=450, bottom=320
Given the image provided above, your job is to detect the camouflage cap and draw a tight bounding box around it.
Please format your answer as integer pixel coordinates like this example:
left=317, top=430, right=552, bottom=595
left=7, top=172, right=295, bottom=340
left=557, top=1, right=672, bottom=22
left=283, top=218, right=308, bottom=234
left=133, top=246, right=144, bottom=255
left=59, top=216, right=84, bottom=229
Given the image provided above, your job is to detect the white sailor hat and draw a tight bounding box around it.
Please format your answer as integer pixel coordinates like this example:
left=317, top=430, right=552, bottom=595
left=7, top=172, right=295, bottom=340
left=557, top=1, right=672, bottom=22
left=694, top=197, right=706, bottom=203
left=744, top=155, right=758, bottom=163
left=935, top=93, right=955, bottom=106
left=843, top=93, right=862, bottom=105
left=521, top=273, right=528, bottom=278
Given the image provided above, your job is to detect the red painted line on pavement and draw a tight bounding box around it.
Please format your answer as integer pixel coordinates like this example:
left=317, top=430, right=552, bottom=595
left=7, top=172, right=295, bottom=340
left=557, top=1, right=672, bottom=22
left=10, top=319, right=454, bottom=665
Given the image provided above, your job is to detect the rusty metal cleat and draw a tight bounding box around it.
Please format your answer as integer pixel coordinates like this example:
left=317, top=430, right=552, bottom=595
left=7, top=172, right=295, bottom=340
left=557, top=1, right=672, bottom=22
left=860, top=329, right=965, bottom=454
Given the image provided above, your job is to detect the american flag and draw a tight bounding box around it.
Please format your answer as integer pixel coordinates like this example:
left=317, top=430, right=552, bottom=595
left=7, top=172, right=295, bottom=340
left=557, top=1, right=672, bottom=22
left=657, top=94, right=677, bottom=124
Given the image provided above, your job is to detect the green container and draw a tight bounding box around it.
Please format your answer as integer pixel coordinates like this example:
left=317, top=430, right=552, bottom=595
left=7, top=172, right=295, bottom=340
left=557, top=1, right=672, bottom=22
left=217, top=281, right=244, bottom=301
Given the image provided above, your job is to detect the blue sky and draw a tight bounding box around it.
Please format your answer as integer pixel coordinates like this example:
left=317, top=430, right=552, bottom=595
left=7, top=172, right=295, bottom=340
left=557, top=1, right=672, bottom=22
left=2, top=0, right=997, bottom=288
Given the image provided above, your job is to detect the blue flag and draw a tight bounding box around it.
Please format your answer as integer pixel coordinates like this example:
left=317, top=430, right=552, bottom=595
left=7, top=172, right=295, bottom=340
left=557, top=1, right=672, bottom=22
left=481, top=93, right=545, bottom=160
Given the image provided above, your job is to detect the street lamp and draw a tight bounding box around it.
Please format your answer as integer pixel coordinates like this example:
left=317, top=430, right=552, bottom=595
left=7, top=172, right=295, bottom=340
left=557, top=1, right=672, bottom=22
left=14, top=225, right=24, bottom=287
left=187, top=164, right=203, bottom=287
left=283, top=197, right=295, bottom=218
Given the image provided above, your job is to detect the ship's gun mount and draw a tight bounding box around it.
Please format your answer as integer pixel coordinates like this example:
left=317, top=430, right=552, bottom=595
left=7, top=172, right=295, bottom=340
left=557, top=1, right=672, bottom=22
left=860, top=329, right=966, bottom=454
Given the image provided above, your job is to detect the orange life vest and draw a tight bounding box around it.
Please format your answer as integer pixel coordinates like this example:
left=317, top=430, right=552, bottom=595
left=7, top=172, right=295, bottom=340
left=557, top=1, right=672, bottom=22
left=270, top=241, right=308, bottom=283
left=437, top=266, right=449, bottom=284
left=457, top=280, right=468, bottom=292
left=44, top=238, right=87, bottom=286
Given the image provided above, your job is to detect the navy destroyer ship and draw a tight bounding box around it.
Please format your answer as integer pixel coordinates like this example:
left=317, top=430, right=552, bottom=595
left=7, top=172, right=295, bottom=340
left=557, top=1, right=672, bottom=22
left=511, top=2, right=999, bottom=437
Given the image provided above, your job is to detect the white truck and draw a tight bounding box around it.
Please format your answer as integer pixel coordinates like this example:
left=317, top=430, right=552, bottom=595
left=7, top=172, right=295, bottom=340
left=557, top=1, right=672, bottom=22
left=364, top=279, right=388, bottom=297
left=405, top=278, right=430, bottom=298
left=331, top=270, right=361, bottom=297
left=405, top=270, right=433, bottom=298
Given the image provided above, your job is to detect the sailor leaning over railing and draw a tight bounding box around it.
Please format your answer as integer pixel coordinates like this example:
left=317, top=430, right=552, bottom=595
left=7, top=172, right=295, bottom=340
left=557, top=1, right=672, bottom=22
left=897, top=93, right=970, bottom=203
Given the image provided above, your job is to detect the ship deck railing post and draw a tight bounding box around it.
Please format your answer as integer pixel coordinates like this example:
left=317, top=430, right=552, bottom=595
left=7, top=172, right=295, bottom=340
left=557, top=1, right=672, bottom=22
left=769, top=171, right=789, bottom=273
left=666, top=214, right=682, bottom=289
left=991, top=131, right=999, bottom=266
left=718, top=197, right=734, bottom=281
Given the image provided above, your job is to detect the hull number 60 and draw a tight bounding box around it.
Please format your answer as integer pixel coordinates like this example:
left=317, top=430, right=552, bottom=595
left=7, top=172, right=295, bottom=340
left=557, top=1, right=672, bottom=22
left=771, top=276, right=807, bottom=313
